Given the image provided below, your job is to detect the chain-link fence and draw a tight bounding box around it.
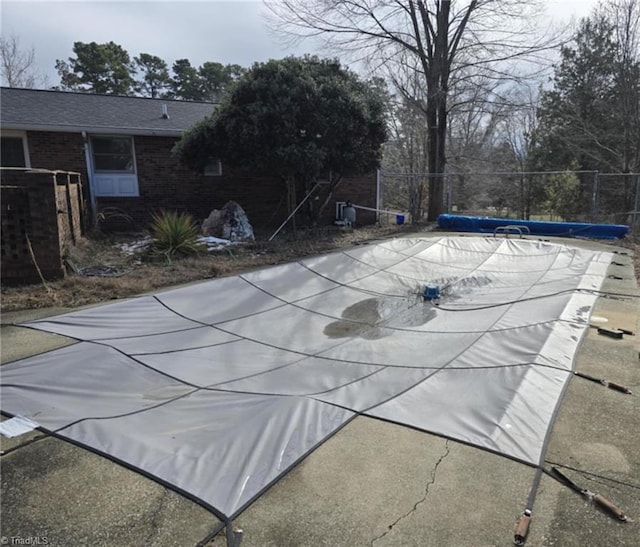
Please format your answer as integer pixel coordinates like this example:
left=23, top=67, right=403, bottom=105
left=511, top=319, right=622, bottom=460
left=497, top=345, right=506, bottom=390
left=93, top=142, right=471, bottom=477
left=379, top=170, right=640, bottom=236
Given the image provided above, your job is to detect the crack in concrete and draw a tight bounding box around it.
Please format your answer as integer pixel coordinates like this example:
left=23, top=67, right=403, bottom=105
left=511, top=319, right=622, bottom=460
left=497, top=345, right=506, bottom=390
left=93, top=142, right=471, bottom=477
left=371, top=440, right=451, bottom=546
left=144, top=487, right=169, bottom=544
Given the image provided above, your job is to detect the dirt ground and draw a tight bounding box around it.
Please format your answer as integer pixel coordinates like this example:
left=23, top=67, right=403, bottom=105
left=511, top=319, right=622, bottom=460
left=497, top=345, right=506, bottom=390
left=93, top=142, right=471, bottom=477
left=0, top=224, right=427, bottom=312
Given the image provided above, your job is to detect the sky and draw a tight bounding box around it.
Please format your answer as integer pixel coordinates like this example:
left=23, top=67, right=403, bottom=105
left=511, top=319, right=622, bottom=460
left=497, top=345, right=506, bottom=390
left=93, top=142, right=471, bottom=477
left=1, top=0, right=600, bottom=88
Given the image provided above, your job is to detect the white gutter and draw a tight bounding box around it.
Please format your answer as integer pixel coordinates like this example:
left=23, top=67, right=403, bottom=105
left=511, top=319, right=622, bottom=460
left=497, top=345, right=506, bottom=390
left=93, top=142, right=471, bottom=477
left=2, top=123, right=185, bottom=137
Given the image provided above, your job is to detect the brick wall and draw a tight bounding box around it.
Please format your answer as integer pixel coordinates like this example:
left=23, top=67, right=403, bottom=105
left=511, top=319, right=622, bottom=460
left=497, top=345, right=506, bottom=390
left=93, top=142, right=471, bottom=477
left=27, top=131, right=87, bottom=175
left=27, top=131, right=89, bottom=203
left=98, top=135, right=291, bottom=230
left=24, top=131, right=378, bottom=233
left=100, top=135, right=379, bottom=232
left=1, top=169, right=83, bottom=286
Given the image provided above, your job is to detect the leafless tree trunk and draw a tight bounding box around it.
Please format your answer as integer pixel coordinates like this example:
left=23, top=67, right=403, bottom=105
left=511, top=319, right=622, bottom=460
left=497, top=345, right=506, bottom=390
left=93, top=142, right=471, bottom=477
left=604, top=0, right=640, bottom=173
left=0, top=34, right=48, bottom=88
left=498, top=86, right=542, bottom=218
left=384, top=56, right=430, bottom=220
left=266, top=0, right=565, bottom=220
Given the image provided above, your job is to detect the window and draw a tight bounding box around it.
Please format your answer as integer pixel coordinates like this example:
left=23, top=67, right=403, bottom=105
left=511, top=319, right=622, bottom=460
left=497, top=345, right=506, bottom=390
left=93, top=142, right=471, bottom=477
left=1, top=132, right=30, bottom=168
left=91, top=136, right=135, bottom=173
left=204, top=158, right=222, bottom=176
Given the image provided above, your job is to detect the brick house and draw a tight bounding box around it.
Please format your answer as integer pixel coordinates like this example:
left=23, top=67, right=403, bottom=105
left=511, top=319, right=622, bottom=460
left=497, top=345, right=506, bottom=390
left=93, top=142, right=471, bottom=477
left=0, top=87, right=378, bottom=232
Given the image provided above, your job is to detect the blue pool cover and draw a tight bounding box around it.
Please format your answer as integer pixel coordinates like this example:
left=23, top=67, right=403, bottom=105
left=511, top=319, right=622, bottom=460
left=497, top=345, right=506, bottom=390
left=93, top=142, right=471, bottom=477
left=438, top=214, right=629, bottom=239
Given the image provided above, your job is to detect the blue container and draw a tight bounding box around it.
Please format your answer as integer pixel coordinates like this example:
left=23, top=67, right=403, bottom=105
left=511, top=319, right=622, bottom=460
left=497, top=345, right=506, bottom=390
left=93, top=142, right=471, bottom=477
left=423, top=284, right=440, bottom=300
left=396, top=214, right=405, bottom=225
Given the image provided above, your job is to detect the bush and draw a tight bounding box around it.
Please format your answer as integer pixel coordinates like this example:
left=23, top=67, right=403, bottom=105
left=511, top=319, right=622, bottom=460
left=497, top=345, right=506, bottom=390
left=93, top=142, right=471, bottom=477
left=543, top=171, right=581, bottom=221
left=149, top=211, right=205, bottom=259
left=92, top=206, right=133, bottom=236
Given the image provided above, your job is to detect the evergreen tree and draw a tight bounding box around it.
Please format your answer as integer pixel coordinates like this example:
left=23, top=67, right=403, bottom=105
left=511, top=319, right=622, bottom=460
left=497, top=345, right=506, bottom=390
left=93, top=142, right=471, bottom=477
left=134, top=53, right=170, bottom=98
left=198, top=62, right=246, bottom=102
left=56, top=41, right=135, bottom=95
left=169, top=59, right=203, bottom=101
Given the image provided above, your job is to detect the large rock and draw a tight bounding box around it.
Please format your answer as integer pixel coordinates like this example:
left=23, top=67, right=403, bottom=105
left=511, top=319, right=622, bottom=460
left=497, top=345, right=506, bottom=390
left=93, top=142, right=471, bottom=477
left=202, top=209, right=224, bottom=238
left=202, top=201, right=254, bottom=241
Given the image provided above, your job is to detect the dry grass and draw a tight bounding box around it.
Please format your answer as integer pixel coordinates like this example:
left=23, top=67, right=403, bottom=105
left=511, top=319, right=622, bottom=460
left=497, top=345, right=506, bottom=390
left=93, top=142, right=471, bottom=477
left=1, top=224, right=426, bottom=312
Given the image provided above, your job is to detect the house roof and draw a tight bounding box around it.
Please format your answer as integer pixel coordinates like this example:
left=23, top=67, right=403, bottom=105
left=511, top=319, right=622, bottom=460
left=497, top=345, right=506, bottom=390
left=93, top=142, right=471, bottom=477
left=0, top=87, right=216, bottom=136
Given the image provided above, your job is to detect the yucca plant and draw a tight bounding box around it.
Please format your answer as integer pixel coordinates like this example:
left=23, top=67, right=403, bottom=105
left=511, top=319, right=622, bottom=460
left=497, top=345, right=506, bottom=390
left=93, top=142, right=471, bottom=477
left=149, top=210, right=205, bottom=260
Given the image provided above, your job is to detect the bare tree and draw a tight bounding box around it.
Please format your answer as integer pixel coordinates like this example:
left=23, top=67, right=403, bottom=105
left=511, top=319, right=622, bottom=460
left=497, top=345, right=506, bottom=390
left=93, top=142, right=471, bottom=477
left=382, top=54, right=430, bottom=220
left=0, top=34, right=48, bottom=88
left=387, top=50, right=531, bottom=216
left=604, top=0, right=640, bottom=174
left=266, top=0, right=565, bottom=220
left=496, top=86, right=547, bottom=218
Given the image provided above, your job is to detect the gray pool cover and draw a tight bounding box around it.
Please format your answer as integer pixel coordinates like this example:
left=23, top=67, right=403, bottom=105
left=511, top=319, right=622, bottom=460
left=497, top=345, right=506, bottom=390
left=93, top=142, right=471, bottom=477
left=1, top=236, right=612, bottom=519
